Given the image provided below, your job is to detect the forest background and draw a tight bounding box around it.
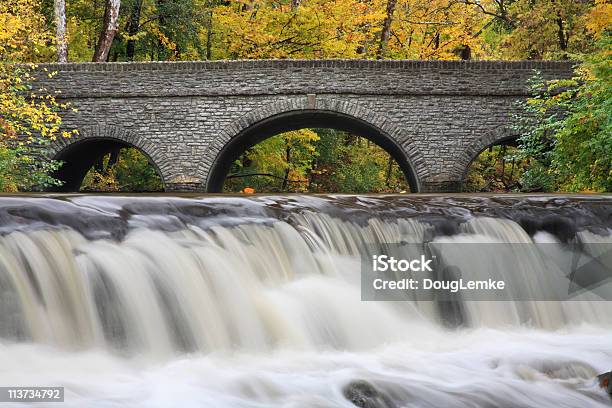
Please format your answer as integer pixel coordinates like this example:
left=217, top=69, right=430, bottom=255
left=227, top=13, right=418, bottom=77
left=0, top=0, right=610, bottom=193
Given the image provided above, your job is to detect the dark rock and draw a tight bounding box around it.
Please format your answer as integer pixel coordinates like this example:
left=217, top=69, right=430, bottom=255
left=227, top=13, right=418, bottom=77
left=540, top=215, right=576, bottom=242
left=518, top=216, right=540, bottom=237
left=518, top=214, right=578, bottom=242
left=342, top=380, right=396, bottom=408
left=598, top=371, right=612, bottom=397
left=436, top=265, right=465, bottom=328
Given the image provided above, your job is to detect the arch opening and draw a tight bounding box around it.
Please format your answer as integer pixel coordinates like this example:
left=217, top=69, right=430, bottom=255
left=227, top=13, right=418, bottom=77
left=463, top=136, right=530, bottom=193
left=207, top=110, right=419, bottom=193
left=52, top=138, right=165, bottom=192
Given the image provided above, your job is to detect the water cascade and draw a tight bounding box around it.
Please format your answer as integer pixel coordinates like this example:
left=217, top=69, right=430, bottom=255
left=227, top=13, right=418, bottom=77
left=0, top=195, right=611, bottom=407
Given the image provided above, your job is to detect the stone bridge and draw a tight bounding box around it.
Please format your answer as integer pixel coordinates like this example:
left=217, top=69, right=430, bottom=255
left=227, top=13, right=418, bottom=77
left=34, top=59, right=574, bottom=192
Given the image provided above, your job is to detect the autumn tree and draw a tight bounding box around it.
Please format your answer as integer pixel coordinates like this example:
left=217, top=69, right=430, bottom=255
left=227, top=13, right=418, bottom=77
left=4, top=0, right=609, bottom=192
left=487, top=0, right=596, bottom=59
left=124, top=0, right=144, bottom=60
left=56, top=0, right=608, bottom=63
left=93, top=0, right=120, bottom=61
left=377, top=0, right=397, bottom=58
left=54, top=0, right=67, bottom=62
left=0, top=0, right=76, bottom=191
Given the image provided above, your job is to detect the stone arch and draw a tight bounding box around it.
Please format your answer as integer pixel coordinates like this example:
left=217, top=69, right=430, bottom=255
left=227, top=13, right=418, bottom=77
left=200, top=96, right=429, bottom=192
left=49, top=125, right=171, bottom=191
left=452, top=125, right=520, bottom=188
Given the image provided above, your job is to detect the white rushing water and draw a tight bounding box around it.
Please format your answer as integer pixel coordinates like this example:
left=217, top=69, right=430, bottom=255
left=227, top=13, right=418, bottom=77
left=0, top=195, right=611, bottom=407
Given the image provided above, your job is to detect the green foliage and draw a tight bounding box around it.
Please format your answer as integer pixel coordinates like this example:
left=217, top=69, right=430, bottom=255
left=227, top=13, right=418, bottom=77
left=332, top=144, right=392, bottom=193
left=0, top=140, right=63, bottom=192
left=464, top=145, right=532, bottom=193
left=519, top=161, right=555, bottom=193
left=224, top=129, right=409, bottom=193
left=515, top=35, right=612, bottom=191
left=509, top=72, right=565, bottom=192
left=311, top=131, right=408, bottom=193
left=224, top=129, right=319, bottom=193
left=60, top=0, right=214, bottom=61
left=511, top=35, right=611, bottom=192
left=81, top=147, right=163, bottom=192
left=114, top=147, right=164, bottom=191
left=469, top=34, right=611, bottom=194
left=551, top=36, right=611, bottom=192
left=467, top=32, right=611, bottom=194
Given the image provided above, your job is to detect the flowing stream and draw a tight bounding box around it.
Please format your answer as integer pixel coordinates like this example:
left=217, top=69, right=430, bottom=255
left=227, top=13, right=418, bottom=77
left=0, top=194, right=611, bottom=407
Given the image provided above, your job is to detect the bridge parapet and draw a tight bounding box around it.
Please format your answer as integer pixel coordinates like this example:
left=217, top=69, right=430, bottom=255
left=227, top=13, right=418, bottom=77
left=32, top=59, right=575, bottom=99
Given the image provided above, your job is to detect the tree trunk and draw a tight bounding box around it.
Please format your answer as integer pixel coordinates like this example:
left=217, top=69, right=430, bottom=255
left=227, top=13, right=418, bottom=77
left=385, top=156, right=393, bottom=187
left=156, top=0, right=166, bottom=59
left=93, top=0, right=121, bottom=62
left=377, top=0, right=396, bottom=59
left=282, top=146, right=291, bottom=191
left=54, top=0, right=68, bottom=62
left=205, top=10, right=213, bottom=60
left=125, top=0, right=143, bottom=60
left=556, top=16, right=569, bottom=59
left=459, top=44, right=471, bottom=60
left=107, top=147, right=121, bottom=170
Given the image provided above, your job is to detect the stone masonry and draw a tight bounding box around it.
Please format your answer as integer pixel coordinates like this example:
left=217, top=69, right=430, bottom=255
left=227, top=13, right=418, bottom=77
left=32, top=59, right=574, bottom=192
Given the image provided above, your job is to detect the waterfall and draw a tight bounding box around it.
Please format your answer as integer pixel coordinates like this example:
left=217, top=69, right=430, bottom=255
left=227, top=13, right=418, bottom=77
left=0, top=195, right=611, bottom=407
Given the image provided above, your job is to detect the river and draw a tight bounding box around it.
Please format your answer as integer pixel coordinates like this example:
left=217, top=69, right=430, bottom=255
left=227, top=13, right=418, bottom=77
left=0, top=194, right=611, bottom=407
